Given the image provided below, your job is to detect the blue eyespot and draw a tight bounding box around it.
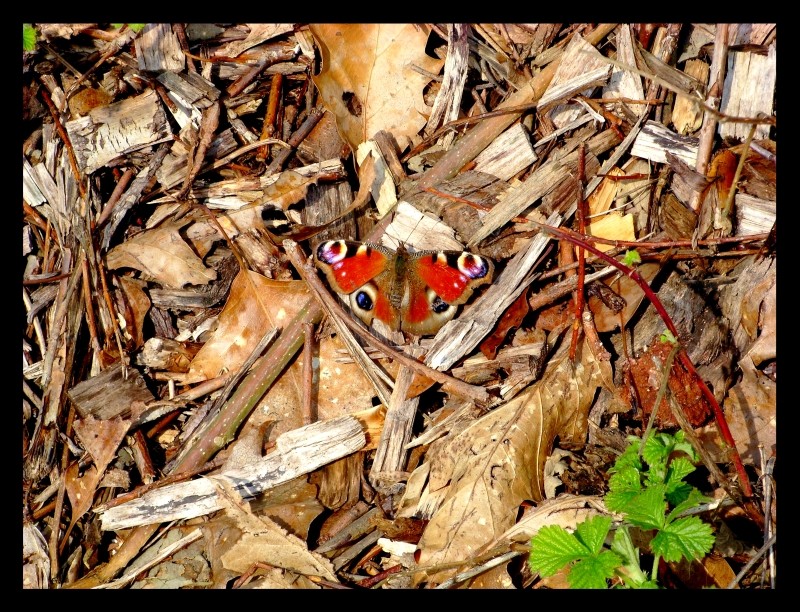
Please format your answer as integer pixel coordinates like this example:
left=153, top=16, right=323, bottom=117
left=355, top=291, right=374, bottom=311
left=431, top=296, right=450, bottom=314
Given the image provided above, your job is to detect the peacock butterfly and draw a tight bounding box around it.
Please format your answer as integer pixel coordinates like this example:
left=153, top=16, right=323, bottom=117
left=315, top=240, right=494, bottom=336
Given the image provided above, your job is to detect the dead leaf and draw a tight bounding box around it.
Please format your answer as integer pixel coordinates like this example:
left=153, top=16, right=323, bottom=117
left=310, top=24, right=444, bottom=152
left=589, top=262, right=662, bottom=333
left=73, top=415, right=130, bottom=473
left=720, top=255, right=776, bottom=358
left=186, top=270, right=310, bottom=383
left=412, top=339, right=609, bottom=584
left=212, top=480, right=338, bottom=582
left=480, top=291, right=530, bottom=359
left=115, top=276, right=151, bottom=350
left=64, top=464, right=101, bottom=537
left=106, top=219, right=217, bottom=288
left=256, top=170, right=318, bottom=211
left=698, top=357, right=775, bottom=465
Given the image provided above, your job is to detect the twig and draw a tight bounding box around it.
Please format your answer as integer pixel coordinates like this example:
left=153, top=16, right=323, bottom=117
left=726, top=533, right=777, bottom=589
left=265, top=106, right=325, bottom=176
left=38, top=87, right=85, bottom=199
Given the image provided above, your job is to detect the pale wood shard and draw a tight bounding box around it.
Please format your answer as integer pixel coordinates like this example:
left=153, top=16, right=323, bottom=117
left=64, top=89, right=172, bottom=175
left=630, top=120, right=699, bottom=167
left=469, top=128, right=620, bottom=246
left=720, top=43, right=776, bottom=140
left=672, top=59, right=710, bottom=135
left=425, top=24, right=470, bottom=149
left=134, top=23, right=185, bottom=72
left=156, top=70, right=220, bottom=130
left=369, top=346, right=423, bottom=491
left=425, top=211, right=562, bottom=372
left=735, top=194, right=776, bottom=236
left=22, top=157, right=48, bottom=207
left=97, top=415, right=366, bottom=530
left=603, top=24, right=646, bottom=119
left=473, top=122, right=537, bottom=181
left=539, top=34, right=612, bottom=127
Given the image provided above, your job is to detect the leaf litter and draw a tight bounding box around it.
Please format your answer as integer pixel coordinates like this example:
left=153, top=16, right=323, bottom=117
left=21, top=23, right=775, bottom=589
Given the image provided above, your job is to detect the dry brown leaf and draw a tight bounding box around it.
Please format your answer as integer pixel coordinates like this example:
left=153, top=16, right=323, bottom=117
left=310, top=24, right=444, bottom=152
left=186, top=271, right=310, bottom=383
left=589, top=262, right=662, bottom=333
left=115, top=276, right=151, bottom=350
left=238, top=327, right=383, bottom=446
left=698, top=357, right=775, bottom=465
left=720, top=255, right=776, bottom=359
left=470, top=494, right=609, bottom=588
left=106, top=219, right=217, bottom=288
left=73, top=415, right=130, bottom=473
left=64, top=464, right=101, bottom=534
left=412, top=339, right=609, bottom=584
left=212, top=480, right=338, bottom=582
left=258, top=170, right=319, bottom=211
left=65, top=415, right=130, bottom=530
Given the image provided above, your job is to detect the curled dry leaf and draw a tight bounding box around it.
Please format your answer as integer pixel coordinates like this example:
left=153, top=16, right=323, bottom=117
left=411, top=339, right=610, bottom=584
left=106, top=219, right=217, bottom=289
left=65, top=416, right=130, bottom=530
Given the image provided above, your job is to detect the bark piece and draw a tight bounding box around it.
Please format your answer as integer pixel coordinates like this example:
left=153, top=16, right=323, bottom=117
left=64, top=89, right=172, bottom=174
left=67, top=362, right=156, bottom=421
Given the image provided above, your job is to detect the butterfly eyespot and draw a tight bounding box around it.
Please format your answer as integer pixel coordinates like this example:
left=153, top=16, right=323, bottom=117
left=431, top=295, right=450, bottom=314
left=355, top=290, right=374, bottom=312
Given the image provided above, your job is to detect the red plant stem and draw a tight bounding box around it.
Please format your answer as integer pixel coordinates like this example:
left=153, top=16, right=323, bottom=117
left=534, top=221, right=753, bottom=499
left=571, top=144, right=588, bottom=361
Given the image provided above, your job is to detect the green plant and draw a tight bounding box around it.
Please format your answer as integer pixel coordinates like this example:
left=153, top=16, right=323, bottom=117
left=529, top=430, right=716, bottom=588
left=23, top=23, right=36, bottom=51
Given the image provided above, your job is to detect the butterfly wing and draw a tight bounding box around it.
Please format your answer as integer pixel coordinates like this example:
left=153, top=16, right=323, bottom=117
left=315, top=240, right=401, bottom=330
left=411, top=251, right=494, bottom=304
left=401, top=250, right=494, bottom=335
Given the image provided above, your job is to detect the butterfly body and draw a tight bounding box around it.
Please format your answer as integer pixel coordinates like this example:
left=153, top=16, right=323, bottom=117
left=315, top=240, right=494, bottom=336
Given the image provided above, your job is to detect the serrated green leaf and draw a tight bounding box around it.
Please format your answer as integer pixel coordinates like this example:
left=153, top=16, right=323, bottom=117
left=650, top=516, right=714, bottom=562
left=609, top=437, right=643, bottom=474
left=608, top=465, right=641, bottom=494
left=666, top=456, right=696, bottom=486
left=623, top=249, right=642, bottom=266
left=568, top=550, right=622, bottom=589
left=642, top=433, right=673, bottom=471
left=575, top=515, right=612, bottom=554
left=529, top=525, right=589, bottom=576
left=669, top=488, right=711, bottom=520
left=660, top=329, right=677, bottom=344
left=619, top=486, right=667, bottom=530
left=112, top=23, right=147, bottom=33
left=23, top=23, right=37, bottom=51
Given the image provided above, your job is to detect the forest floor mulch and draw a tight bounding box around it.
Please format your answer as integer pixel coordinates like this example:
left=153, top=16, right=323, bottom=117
left=22, top=23, right=776, bottom=589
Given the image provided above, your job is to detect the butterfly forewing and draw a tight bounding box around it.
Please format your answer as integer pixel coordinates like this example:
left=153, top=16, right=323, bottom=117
left=413, top=251, right=493, bottom=305
left=315, top=240, right=390, bottom=294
